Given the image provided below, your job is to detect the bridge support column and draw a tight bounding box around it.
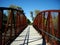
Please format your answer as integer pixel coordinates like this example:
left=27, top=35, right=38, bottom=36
left=0, top=10, right=3, bottom=45
left=56, top=12, right=60, bottom=45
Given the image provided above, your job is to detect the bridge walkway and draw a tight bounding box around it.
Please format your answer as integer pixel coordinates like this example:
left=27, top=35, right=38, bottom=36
left=11, top=25, right=43, bottom=45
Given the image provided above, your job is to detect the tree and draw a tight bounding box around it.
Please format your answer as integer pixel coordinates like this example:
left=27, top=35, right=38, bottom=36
left=8, top=4, right=23, bottom=15
left=30, top=11, right=34, bottom=21
left=30, top=10, right=40, bottom=22
left=34, top=10, right=40, bottom=17
left=7, top=5, right=24, bottom=23
left=8, top=4, right=22, bottom=9
left=27, top=19, right=31, bottom=24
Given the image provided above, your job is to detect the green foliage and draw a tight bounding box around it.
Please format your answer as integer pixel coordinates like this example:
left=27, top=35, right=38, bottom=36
left=9, top=4, right=22, bottom=9
left=53, top=16, right=58, bottom=30
left=7, top=4, right=22, bottom=15
left=7, top=5, right=23, bottom=22
left=27, top=19, right=31, bottom=24
left=34, top=10, right=40, bottom=16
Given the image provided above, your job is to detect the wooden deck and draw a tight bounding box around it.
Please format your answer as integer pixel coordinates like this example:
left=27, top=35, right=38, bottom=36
left=11, top=25, right=43, bottom=45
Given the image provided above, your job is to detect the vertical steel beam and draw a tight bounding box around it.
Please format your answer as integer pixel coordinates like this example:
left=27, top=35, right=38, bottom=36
left=46, top=12, right=51, bottom=43
left=56, top=12, right=60, bottom=45
left=0, top=10, right=3, bottom=45
left=16, top=11, right=19, bottom=35
left=9, top=10, right=13, bottom=40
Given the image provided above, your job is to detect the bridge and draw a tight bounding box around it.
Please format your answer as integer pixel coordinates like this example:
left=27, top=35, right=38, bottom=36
left=0, top=7, right=60, bottom=45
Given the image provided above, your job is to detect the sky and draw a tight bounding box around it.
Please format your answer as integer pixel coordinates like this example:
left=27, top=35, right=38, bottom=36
left=0, top=0, right=60, bottom=22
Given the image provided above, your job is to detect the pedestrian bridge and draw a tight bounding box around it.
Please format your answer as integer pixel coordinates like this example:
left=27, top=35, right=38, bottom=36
left=0, top=7, right=60, bottom=45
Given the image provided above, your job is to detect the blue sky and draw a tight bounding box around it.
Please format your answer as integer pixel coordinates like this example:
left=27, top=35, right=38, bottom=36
left=0, top=0, right=60, bottom=22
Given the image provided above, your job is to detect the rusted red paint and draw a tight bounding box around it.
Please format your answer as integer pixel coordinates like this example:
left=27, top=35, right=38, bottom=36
left=0, top=7, right=27, bottom=45
left=33, top=10, right=60, bottom=45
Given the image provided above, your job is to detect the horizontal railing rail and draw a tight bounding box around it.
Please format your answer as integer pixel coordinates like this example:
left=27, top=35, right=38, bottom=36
left=40, top=29, right=60, bottom=41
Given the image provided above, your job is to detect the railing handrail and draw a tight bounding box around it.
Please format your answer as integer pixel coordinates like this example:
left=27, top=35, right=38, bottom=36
left=40, top=29, right=60, bottom=41
left=40, top=10, right=60, bottom=12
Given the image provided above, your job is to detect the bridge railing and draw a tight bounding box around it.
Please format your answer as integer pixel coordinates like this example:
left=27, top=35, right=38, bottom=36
left=0, top=7, right=28, bottom=45
left=33, top=10, right=60, bottom=45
